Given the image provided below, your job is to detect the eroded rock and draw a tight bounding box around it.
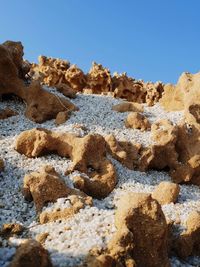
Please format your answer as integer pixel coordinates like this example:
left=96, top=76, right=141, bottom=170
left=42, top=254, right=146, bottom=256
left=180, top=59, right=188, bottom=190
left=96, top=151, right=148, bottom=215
left=107, top=193, right=170, bottom=267
left=112, top=101, right=144, bottom=113
left=15, top=128, right=117, bottom=199
left=152, top=181, right=180, bottom=205
left=9, top=239, right=53, bottom=267
left=125, top=112, right=151, bottom=131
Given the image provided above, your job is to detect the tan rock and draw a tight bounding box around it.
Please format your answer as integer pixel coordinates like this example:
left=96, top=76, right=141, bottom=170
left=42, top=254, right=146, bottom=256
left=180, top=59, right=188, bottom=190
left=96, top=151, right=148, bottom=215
left=36, top=232, right=49, bottom=244
left=112, top=101, right=144, bottom=113
left=23, top=165, right=71, bottom=212
left=55, top=111, right=69, bottom=125
left=105, top=134, right=141, bottom=169
left=15, top=128, right=117, bottom=199
left=9, top=239, right=53, bottom=267
left=174, top=211, right=200, bottom=258
left=0, top=223, right=24, bottom=238
left=107, top=193, right=170, bottom=267
left=152, top=181, right=180, bottom=205
left=65, top=64, right=86, bottom=91
left=125, top=112, right=151, bottom=131
left=0, top=41, right=77, bottom=123
left=0, top=108, right=18, bottom=119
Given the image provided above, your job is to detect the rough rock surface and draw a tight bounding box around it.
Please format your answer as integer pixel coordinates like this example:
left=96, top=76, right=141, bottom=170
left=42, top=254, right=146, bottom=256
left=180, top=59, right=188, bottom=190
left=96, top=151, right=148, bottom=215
left=112, top=101, right=144, bottom=113
left=125, top=112, right=151, bottom=131
left=9, top=239, right=53, bottom=267
left=0, top=41, right=77, bottom=123
left=0, top=108, right=18, bottom=119
left=173, top=211, right=200, bottom=258
left=0, top=223, right=24, bottom=238
left=23, top=165, right=71, bottom=212
left=107, top=193, right=170, bottom=267
left=105, top=134, right=141, bottom=169
left=152, top=181, right=180, bottom=205
left=15, top=128, right=117, bottom=199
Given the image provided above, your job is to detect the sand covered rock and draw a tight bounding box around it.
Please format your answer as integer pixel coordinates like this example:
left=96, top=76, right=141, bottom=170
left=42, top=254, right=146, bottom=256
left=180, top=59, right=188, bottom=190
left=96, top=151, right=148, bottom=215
left=112, top=101, right=144, bottom=113
left=173, top=211, right=200, bottom=258
left=0, top=108, right=18, bottom=120
left=125, top=112, right=151, bottom=131
left=105, top=134, right=141, bottom=169
left=15, top=128, right=117, bottom=199
left=107, top=193, right=170, bottom=267
left=9, top=239, right=53, bottom=267
left=0, top=41, right=77, bottom=123
left=152, top=181, right=180, bottom=205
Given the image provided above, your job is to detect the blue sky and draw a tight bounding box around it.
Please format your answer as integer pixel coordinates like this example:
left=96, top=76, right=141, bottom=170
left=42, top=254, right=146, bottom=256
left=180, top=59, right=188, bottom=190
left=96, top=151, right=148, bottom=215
left=1, top=0, right=200, bottom=84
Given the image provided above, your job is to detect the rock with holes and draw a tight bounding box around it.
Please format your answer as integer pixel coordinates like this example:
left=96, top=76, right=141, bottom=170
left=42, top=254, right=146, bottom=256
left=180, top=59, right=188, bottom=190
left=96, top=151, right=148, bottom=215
left=125, top=112, right=151, bottom=131
left=9, top=239, right=53, bottom=267
left=15, top=128, right=117, bottom=199
left=152, top=181, right=180, bottom=205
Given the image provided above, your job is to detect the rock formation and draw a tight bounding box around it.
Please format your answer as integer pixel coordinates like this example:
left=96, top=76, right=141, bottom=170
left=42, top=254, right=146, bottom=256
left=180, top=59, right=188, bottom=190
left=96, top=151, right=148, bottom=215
left=15, top=128, right=117, bottom=199
left=0, top=41, right=77, bottom=123
left=107, top=193, right=170, bottom=267
left=9, top=239, right=53, bottom=267
left=152, top=181, right=180, bottom=205
left=173, top=211, right=200, bottom=258
left=125, top=112, right=151, bottom=131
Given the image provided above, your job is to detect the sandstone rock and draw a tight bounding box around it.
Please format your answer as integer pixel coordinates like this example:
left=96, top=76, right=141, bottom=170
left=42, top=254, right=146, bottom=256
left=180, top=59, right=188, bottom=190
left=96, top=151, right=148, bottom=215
left=36, top=232, right=49, bottom=244
left=173, top=211, right=200, bottom=258
left=152, top=181, right=180, bottom=205
left=23, top=165, right=71, bottom=212
left=107, top=193, right=170, bottom=267
left=86, top=62, right=112, bottom=94
left=55, top=111, right=69, bottom=125
left=0, top=108, right=18, bottom=119
left=0, top=223, right=24, bottom=238
left=65, top=64, right=86, bottom=91
left=105, top=134, right=141, bottom=169
left=9, top=239, right=53, bottom=267
left=112, top=101, right=144, bottom=113
left=15, top=128, right=117, bottom=199
left=0, top=41, right=77, bottom=123
left=125, top=112, right=151, bottom=131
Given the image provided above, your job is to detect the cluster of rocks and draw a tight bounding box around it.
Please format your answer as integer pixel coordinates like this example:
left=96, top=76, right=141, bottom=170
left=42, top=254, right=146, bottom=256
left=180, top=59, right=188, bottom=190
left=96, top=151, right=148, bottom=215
left=0, top=40, right=200, bottom=266
left=30, top=56, right=164, bottom=106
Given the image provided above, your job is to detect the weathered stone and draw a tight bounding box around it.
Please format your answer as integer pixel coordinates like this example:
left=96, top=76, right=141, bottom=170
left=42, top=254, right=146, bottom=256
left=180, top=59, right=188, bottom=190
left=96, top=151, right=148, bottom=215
left=125, top=112, right=151, bottom=131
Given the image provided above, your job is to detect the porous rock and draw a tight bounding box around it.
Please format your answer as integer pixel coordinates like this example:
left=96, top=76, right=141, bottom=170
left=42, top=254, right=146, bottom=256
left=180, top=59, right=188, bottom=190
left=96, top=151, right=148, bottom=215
left=105, top=134, right=141, bottom=169
left=152, top=181, right=180, bottom=205
left=125, top=112, right=151, bottom=131
left=0, top=41, right=77, bottom=123
left=107, top=193, right=170, bottom=267
left=15, top=128, right=117, bottom=199
left=9, top=239, right=53, bottom=267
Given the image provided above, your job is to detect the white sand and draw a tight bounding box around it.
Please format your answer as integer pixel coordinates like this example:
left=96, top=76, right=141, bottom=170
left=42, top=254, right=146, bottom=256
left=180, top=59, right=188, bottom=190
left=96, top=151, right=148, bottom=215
left=0, top=88, right=200, bottom=267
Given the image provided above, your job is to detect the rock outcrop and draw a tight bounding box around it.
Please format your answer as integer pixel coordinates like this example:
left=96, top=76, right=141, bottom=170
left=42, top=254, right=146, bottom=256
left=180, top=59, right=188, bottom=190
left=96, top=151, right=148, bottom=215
left=107, top=193, right=170, bottom=267
left=15, top=128, right=117, bottom=199
left=125, top=112, right=151, bottom=131
left=9, top=239, right=53, bottom=267
left=0, top=41, right=77, bottom=123
left=152, top=181, right=180, bottom=205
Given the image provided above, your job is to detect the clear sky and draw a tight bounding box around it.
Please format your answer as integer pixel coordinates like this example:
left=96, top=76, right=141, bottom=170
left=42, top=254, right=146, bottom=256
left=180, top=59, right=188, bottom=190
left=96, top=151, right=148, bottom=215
left=1, top=0, right=200, bottom=84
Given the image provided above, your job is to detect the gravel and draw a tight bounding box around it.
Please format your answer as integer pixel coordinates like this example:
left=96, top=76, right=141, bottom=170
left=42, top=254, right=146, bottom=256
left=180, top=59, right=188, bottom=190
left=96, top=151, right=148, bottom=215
left=0, top=88, right=200, bottom=266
